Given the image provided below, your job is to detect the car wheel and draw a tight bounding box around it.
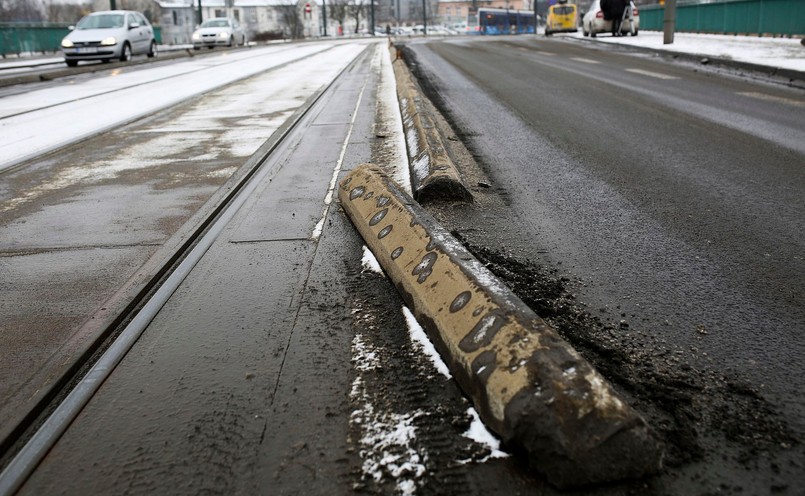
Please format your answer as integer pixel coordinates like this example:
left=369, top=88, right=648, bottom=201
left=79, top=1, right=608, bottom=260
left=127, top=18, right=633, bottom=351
left=228, top=36, right=234, bottom=47
left=65, top=60, right=78, bottom=67
left=147, top=40, right=157, bottom=58
left=591, top=29, right=597, bottom=38
left=632, top=28, right=638, bottom=36
left=119, top=43, right=131, bottom=62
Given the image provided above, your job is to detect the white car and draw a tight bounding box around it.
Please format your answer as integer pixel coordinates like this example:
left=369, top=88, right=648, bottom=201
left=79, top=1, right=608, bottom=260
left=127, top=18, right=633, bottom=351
left=61, top=10, right=156, bottom=66
left=192, top=18, right=247, bottom=49
left=582, top=0, right=640, bottom=37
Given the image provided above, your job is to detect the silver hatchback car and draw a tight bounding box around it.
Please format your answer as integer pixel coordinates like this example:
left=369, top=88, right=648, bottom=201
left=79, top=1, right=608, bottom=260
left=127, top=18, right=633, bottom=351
left=61, top=10, right=157, bottom=66
left=191, top=18, right=247, bottom=49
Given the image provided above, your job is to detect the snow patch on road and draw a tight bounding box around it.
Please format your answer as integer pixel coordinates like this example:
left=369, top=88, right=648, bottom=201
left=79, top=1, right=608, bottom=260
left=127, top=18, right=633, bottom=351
left=350, top=374, right=428, bottom=495
left=460, top=407, right=509, bottom=462
left=401, top=306, right=451, bottom=379
left=361, top=245, right=383, bottom=274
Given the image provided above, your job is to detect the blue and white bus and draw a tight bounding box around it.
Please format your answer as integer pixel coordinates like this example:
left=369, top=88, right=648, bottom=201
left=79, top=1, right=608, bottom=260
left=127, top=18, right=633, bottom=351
left=467, top=8, right=536, bottom=35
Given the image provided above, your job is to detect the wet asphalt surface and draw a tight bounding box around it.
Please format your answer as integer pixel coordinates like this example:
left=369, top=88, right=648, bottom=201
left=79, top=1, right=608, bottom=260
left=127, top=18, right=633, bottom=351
left=0, top=42, right=364, bottom=456
left=397, top=36, right=804, bottom=493
left=1, top=36, right=804, bottom=494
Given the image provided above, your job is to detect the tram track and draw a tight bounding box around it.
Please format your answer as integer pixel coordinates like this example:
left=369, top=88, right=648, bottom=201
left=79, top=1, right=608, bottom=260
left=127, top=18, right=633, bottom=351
left=0, top=44, right=367, bottom=492
left=0, top=45, right=308, bottom=122
left=0, top=42, right=348, bottom=173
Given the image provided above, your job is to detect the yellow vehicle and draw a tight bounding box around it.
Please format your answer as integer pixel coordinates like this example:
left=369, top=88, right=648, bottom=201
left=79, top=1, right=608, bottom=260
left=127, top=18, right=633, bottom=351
left=545, top=2, right=578, bottom=35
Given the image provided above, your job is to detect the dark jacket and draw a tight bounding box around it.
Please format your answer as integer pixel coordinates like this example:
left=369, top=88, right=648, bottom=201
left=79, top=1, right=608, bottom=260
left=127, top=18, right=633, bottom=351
left=602, top=0, right=628, bottom=20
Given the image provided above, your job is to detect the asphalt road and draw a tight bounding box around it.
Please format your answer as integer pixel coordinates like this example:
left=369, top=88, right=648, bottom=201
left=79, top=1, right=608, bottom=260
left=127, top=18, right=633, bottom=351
left=399, top=35, right=805, bottom=493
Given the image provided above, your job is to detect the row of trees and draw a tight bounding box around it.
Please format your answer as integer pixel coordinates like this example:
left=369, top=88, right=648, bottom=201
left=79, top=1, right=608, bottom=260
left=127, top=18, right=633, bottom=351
left=0, top=0, right=88, bottom=23
left=328, top=0, right=370, bottom=35
left=1, top=0, right=377, bottom=38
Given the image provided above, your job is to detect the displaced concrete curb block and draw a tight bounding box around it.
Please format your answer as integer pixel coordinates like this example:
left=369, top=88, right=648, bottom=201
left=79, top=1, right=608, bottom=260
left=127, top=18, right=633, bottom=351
left=339, top=163, right=664, bottom=488
left=391, top=46, right=473, bottom=203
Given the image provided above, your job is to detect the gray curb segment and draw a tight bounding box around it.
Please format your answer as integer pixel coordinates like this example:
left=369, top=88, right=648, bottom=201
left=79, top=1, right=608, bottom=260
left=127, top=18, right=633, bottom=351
left=391, top=45, right=473, bottom=202
left=338, top=164, right=664, bottom=488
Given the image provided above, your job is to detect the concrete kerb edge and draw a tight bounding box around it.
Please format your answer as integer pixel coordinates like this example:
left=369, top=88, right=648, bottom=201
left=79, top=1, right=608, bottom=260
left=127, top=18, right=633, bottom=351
left=338, top=163, right=664, bottom=488
left=573, top=34, right=805, bottom=87
left=389, top=43, right=473, bottom=202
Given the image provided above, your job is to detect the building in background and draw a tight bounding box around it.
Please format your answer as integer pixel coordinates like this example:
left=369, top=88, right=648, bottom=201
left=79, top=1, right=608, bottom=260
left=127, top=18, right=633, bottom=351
left=154, top=0, right=320, bottom=43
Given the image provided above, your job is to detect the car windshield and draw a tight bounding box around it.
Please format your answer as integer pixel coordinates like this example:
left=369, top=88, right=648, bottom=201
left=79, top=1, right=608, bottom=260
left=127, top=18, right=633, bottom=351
left=201, top=19, right=230, bottom=28
left=76, top=14, right=125, bottom=29
left=554, top=6, right=575, bottom=15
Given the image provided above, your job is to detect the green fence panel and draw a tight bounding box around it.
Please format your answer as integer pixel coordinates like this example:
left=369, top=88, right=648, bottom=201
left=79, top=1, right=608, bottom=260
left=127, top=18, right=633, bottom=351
left=0, top=24, right=71, bottom=56
left=0, top=24, right=161, bottom=56
left=637, top=0, right=804, bottom=36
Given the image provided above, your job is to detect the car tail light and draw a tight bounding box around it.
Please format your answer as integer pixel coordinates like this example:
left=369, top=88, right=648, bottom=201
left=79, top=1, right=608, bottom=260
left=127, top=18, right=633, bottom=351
left=595, top=10, right=603, bottom=18
left=633, top=8, right=639, bottom=16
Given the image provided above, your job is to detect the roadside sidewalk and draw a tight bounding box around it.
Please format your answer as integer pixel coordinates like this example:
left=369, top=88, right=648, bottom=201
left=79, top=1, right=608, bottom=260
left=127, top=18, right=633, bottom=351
left=568, top=30, right=805, bottom=82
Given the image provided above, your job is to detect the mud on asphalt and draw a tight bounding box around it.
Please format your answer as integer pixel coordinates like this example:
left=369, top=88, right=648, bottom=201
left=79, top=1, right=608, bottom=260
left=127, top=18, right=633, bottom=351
left=339, top=44, right=803, bottom=494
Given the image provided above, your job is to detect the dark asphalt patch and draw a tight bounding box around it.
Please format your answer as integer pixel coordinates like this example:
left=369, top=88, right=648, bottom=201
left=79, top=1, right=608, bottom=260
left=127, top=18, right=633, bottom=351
left=453, top=233, right=800, bottom=488
left=347, top=267, right=502, bottom=494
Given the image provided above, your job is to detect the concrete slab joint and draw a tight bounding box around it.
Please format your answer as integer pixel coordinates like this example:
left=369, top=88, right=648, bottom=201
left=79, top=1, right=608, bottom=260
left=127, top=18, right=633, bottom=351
left=391, top=45, right=473, bottom=203
left=338, top=163, right=664, bottom=489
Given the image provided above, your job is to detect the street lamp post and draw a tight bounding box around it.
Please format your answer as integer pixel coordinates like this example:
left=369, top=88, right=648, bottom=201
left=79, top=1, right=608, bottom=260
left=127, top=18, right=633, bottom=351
left=370, top=0, right=375, bottom=36
left=322, top=0, right=327, bottom=36
left=422, top=0, right=427, bottom=35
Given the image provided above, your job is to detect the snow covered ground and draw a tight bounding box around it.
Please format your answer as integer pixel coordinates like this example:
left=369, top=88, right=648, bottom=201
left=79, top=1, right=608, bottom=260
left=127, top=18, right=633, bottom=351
left=567, top=30, right=805, bottom=72
left=2, top=32, right=803, bottom=74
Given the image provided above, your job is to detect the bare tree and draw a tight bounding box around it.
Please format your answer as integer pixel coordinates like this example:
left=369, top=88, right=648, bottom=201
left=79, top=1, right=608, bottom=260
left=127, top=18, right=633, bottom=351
left=347, top=0, right=364, bottom=34
left=43, top=0, right=91, bottom=24
left=0, top=0, right=45, bottom=22
left=328, top=0, right=348, bottom=35
left=278, top=0, right=304, bottom=39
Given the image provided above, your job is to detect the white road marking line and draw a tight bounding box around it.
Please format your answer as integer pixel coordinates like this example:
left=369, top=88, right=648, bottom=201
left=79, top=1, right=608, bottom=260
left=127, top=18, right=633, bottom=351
left=572, top=57, right=600, bottom=64
left=311, top=48, right=371, bottom=241
left=738, top=92, right=805, bottom=107
left=625, top=68, right=679, bottom=80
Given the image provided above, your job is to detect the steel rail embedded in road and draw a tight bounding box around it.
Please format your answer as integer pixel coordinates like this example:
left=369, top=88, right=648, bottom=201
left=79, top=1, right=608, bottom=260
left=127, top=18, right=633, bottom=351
left=0, top=45, right=311, bottom=122
left=0, top=52, right=356, bottom=494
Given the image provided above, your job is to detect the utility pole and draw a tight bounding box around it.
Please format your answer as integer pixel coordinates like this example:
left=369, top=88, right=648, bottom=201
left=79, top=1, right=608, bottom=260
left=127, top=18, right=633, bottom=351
left=663, top=0, right=677, bottom=44
left=322, top=0, right=327, bottom=36
left=422, top=0, right=427, bottom=35
left=110, top=0, right=116, bottom=10
left=197, top=0, right=203, bottom=25
left=370, top=0, right=375, bottom=35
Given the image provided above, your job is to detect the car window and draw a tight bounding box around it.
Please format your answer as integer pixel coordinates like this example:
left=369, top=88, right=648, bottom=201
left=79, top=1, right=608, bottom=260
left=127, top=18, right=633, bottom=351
left=136, top=13, right=149, bottom=26
left=201, top=19, right=230, bottom=28
left=77, top=14, right=125, bottom=29
left=555, top=6, right=574, bottom=15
